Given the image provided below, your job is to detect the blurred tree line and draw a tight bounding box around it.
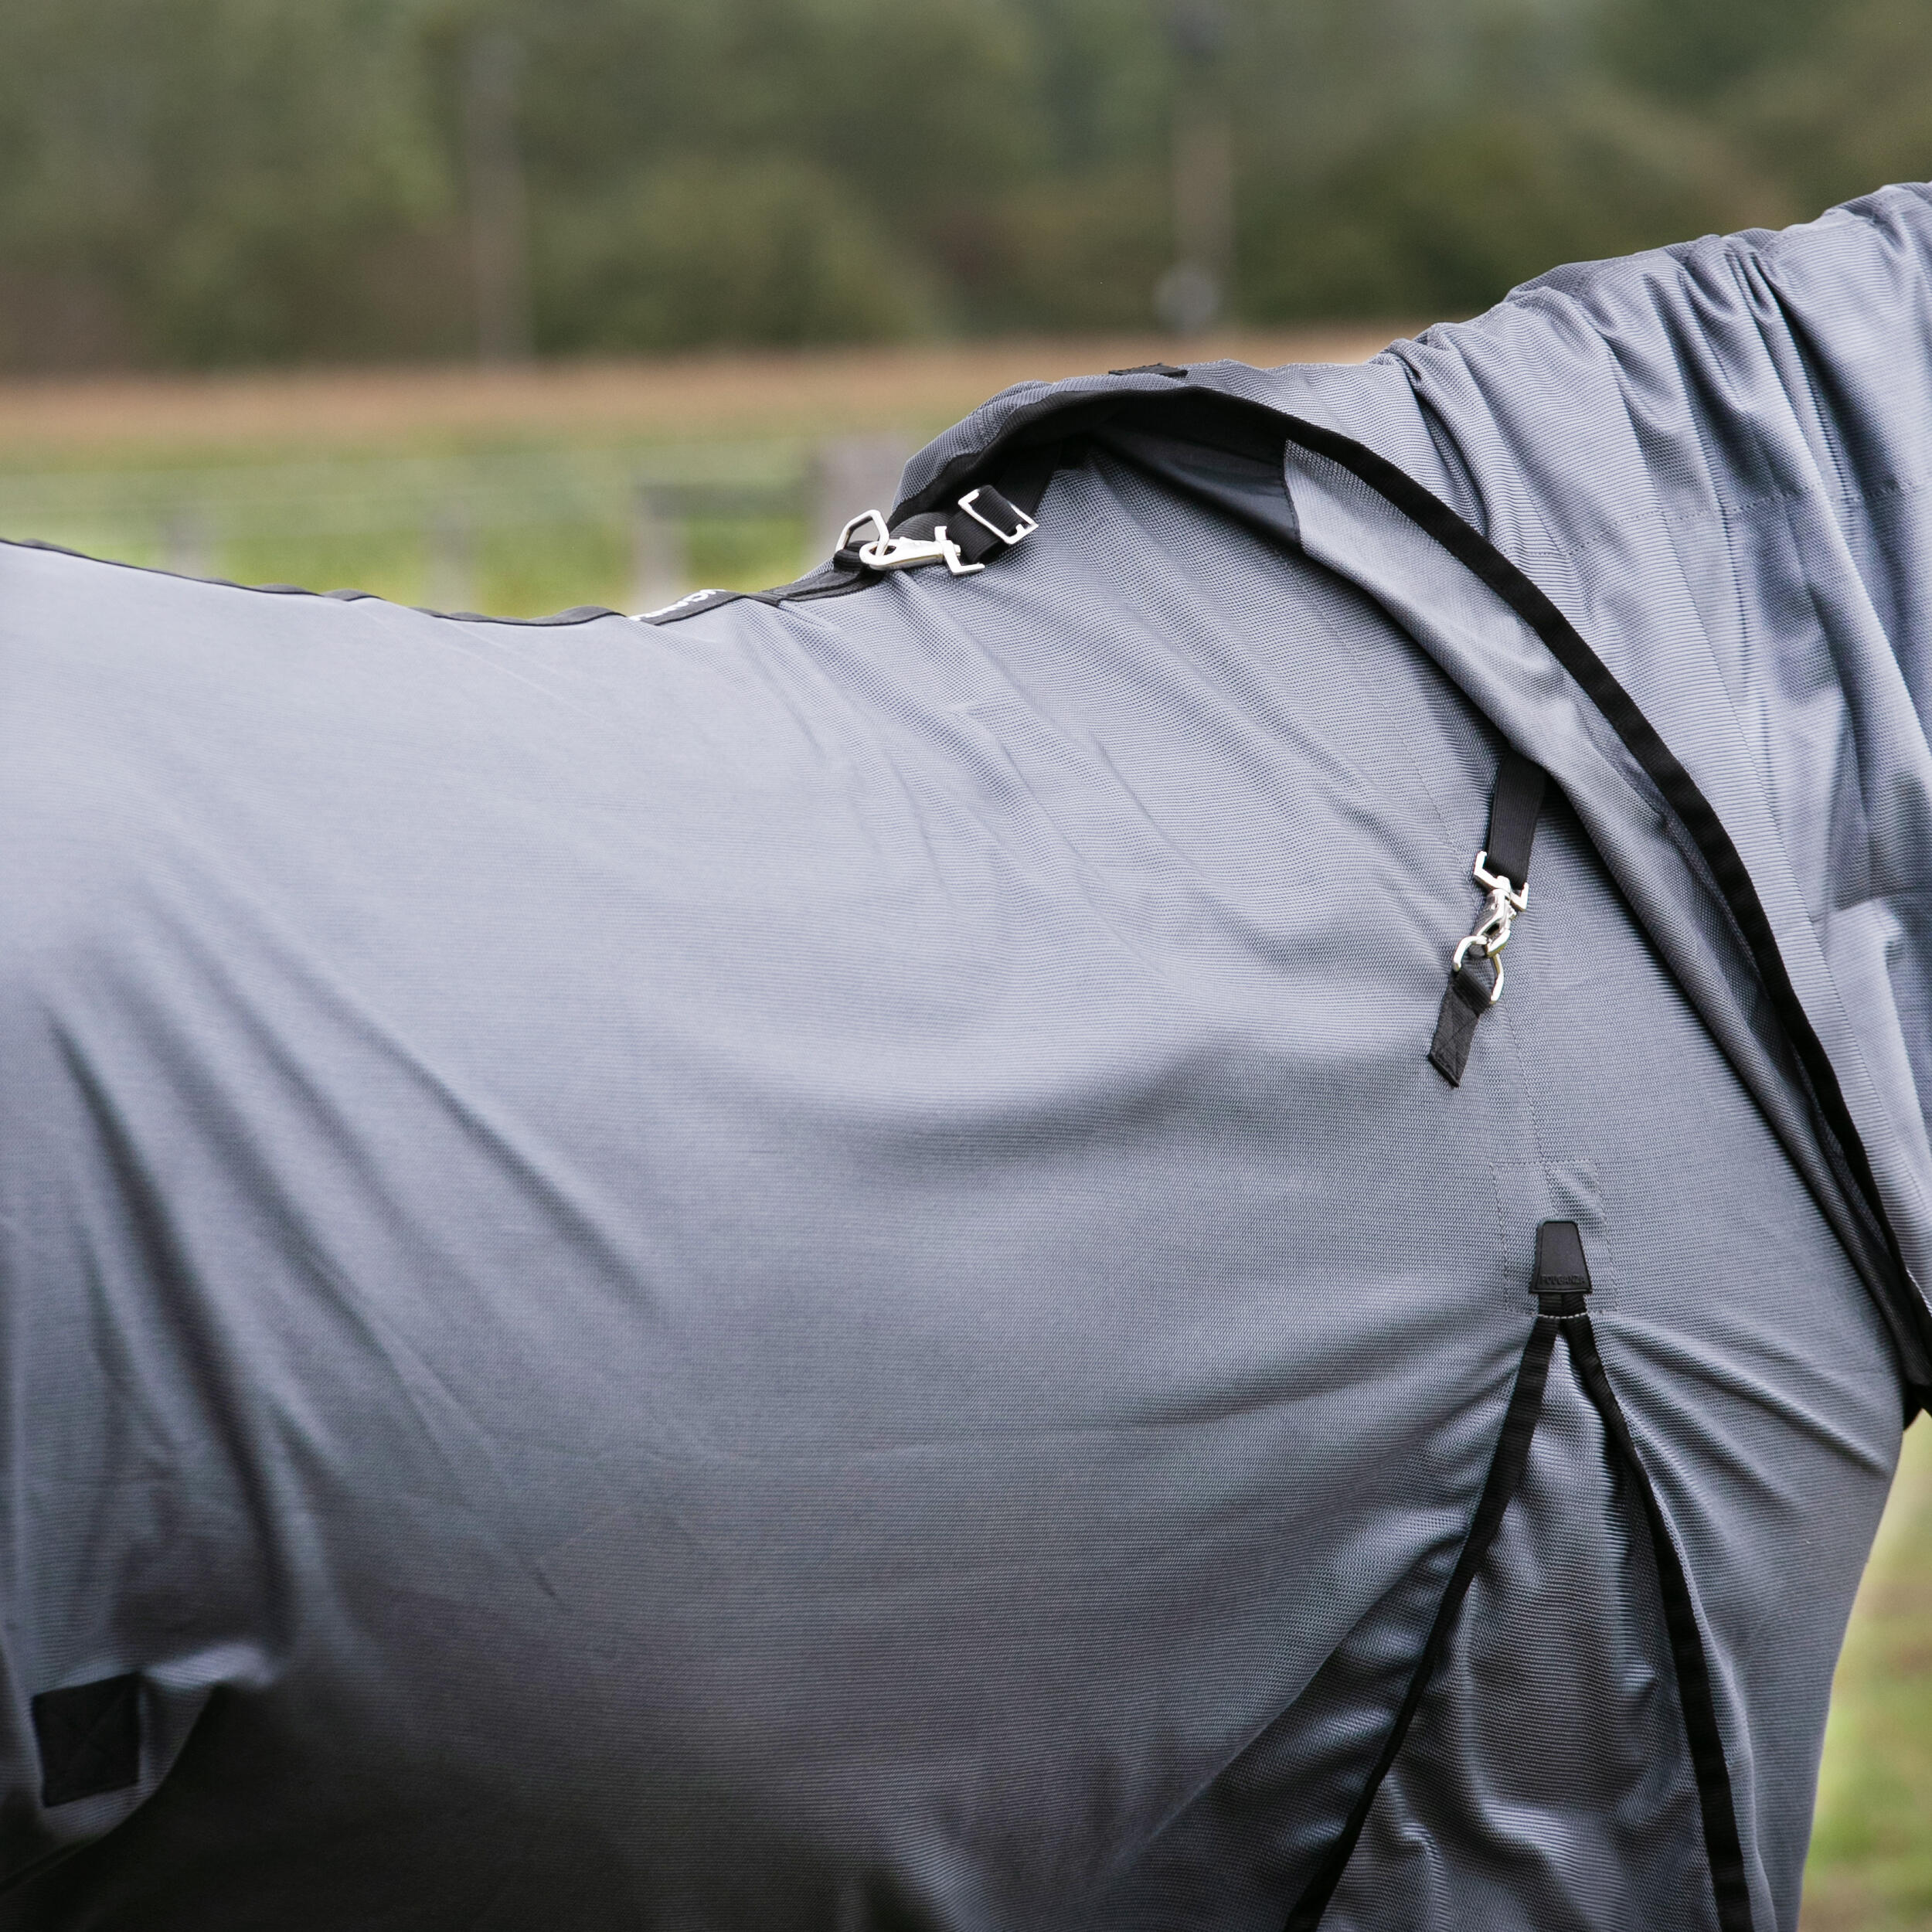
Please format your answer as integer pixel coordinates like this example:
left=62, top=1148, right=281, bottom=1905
left=0, top=0, right=1926, bottom=370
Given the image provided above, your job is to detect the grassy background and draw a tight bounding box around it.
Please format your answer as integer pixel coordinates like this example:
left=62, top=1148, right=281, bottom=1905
left=2, top=339, right=1928, bottom=1923
left=1806, top=1417, right=1932, bottom=1928
left=0, top=328, right=1388, bottom=617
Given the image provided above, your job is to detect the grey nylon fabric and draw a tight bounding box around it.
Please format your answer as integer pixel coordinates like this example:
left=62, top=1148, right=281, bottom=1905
left=3, top=189, right=1930, bottom=1930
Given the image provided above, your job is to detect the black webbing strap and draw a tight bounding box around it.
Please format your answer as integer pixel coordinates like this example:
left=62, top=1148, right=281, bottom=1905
left=1484, top=749, right=1545, bottom=888
left=1428, top=750, right=1548, bottom=1087
left=1281, top=1223, right=1757, bottom=1932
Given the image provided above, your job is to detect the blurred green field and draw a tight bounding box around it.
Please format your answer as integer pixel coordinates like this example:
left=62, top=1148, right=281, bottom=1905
left=1806, top=1417, right=1932, bottom=1929
left=0, top=439, right=814, bottom=617
left=0, top=330, right=1385, bottom=617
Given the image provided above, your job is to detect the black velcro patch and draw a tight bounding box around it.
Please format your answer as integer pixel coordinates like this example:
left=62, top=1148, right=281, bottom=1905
left=32, top=1673, right=141, bottom=1808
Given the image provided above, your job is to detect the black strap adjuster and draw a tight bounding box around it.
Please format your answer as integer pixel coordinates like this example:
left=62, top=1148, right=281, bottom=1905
left=953, top=485, right=1036, bottom=552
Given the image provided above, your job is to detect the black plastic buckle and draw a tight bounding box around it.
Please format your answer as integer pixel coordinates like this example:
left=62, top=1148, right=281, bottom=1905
left=1533, top=1219, right=1594, bottom=1316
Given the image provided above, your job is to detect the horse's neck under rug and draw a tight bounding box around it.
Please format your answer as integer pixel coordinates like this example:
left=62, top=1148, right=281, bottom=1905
left=7, top=188, right=1932, bottom=1931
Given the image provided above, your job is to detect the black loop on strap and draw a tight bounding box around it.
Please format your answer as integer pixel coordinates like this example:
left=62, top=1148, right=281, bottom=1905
left=1427, top=957, right=1498, bottom=1087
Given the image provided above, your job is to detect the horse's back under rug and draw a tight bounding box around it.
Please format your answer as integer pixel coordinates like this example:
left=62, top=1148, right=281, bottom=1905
left=7, top=188, right=1932, bottom=1930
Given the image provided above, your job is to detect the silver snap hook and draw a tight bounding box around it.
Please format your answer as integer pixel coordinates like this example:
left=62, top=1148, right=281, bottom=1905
left=1448, top=849, right=1527, bottom=1005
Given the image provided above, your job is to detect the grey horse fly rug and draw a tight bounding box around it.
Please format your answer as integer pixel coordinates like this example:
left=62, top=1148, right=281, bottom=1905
left=5, top=186, right=1932, bottom=1931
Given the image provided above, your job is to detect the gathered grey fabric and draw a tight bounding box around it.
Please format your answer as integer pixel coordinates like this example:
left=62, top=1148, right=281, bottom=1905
left=5, top=188, right=1932, bottom=1930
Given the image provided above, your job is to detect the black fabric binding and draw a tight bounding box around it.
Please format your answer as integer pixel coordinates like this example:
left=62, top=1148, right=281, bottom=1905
left=1281, top=1223, right=1756, bottom=1932
left=1281, top=1312, right=1560, bottom=1931
left=0, top=538, right=625, bottom=626
left=1564, top=1321, right=1756, bottom=1932
left=1428, top=750, right=1547, bottom=1088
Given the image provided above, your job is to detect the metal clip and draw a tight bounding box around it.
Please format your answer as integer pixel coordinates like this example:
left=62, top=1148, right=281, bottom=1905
left=837, top=510, right=890, bottom=554
left=838, top=509, right=984, bottom=578
left=956, top=486, right=1037, bottom=548
left=1449, top=849, right=1528, bottom=1005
